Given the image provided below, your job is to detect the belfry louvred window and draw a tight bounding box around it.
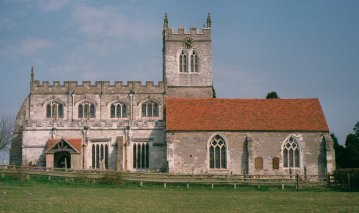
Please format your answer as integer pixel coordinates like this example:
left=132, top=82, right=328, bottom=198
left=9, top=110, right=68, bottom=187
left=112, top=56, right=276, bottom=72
left=78, top=101, right=95, bottom=118
left=179, top=50, right=188, bottom=72
left=190, top=51, right=199, bottom=72
left=46, top=101, right=64, bottom=119
left=209, top=135, right=226, bottom=169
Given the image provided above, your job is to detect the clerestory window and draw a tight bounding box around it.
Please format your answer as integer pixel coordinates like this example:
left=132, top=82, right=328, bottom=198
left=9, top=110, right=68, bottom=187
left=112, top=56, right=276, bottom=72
left=78, top=101, right=95, bottom=119
left=283, top=136, right=301, bottom=168
left=110, top=102, right=127, bottom=118
left=46, top=101, right=64, bottom=119
left=209, top=135, right=227, bottom=169
left=141, top=101, right=159, bottom=117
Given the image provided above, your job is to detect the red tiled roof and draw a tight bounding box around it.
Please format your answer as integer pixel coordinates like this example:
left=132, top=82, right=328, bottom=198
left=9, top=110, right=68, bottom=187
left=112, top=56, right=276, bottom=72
left=166, top=98, right=329, bottom=131
left=47, top=138, right=82, bottom=153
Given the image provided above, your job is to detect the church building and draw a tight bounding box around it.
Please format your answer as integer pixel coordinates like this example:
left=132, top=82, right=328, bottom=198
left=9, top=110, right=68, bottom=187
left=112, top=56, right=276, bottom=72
left=10, top=14, right=335, bottom=176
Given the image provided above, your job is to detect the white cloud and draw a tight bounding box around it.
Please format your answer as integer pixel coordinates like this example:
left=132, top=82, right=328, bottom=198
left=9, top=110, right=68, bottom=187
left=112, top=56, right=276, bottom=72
left=2, top=38, right=55, bottom=57
left=72, top=5, right=158, bottom=54
left=36, top=0, right=69, bottom=12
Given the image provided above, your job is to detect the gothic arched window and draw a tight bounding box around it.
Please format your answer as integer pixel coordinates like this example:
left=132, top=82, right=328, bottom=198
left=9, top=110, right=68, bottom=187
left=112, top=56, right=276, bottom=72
left=110, top=102, right=127, bottom=118
left=133, top=142, right=149, bottom=169
left=179, top=50, right=188, bottom=72
left=46, top=101, right=64, bottom=119
left=141, top=101, right=159, bottom=117
left=190, top=51, right=199, bottom=72
left=91, top=143, right=108, bottom=169
left=283, top=136, right=301, bottom=168
left=78, top=101, right=95, bottom=119
left=209, top=135, right=226, bottom=169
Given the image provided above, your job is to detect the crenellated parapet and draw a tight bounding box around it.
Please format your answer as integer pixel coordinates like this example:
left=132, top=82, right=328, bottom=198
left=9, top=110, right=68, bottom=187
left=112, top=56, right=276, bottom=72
left=32, top=80, right=165, bottom=94
left=163, top=27, right=211, bottom=41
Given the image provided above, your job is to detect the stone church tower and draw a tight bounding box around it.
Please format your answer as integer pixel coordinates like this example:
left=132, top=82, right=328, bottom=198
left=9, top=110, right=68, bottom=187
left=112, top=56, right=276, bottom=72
left=163, top=13, right=213, bottom=98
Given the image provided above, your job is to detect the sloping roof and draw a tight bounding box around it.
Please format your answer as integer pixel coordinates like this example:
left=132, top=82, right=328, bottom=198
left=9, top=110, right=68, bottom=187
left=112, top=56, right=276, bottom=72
left=166, top=98, right=329, bottom=131
left=47, top=138, right=82, bottom=153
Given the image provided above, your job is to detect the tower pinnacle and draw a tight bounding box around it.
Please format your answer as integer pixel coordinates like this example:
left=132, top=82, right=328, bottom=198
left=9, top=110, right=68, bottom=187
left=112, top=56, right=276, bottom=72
left=206, top=13, right=211, bottom=28
left=31, top=65, right=34, bottom=83
left=163, top=13, right=168, bottom=29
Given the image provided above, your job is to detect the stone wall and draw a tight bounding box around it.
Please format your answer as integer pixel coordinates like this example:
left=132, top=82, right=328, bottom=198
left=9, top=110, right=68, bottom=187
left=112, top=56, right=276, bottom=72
left=167, top=131, right=335, bottom=176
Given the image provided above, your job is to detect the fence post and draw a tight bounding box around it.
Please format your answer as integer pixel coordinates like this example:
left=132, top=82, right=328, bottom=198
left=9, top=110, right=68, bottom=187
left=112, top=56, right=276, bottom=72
left=187, top=183, right=189, bottom=189
left=234, top=183, right=236, bottom=190
left=296, top=174, right=299, bottom=190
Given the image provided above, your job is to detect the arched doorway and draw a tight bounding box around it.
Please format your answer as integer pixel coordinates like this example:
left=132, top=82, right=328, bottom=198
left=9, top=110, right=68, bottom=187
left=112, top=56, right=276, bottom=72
left=54, top=151, right=71, bottom=168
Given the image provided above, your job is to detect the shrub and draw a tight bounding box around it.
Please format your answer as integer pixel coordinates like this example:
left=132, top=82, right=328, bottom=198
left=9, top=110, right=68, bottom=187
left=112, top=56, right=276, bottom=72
left=100, top=172, right=123, bottom=186
left=333, top=168, right=359, bottom=191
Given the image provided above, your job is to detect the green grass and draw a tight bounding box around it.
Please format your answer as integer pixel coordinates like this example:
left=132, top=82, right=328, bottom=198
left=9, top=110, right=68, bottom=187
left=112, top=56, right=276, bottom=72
left=0, top=177, right=359, bottom=212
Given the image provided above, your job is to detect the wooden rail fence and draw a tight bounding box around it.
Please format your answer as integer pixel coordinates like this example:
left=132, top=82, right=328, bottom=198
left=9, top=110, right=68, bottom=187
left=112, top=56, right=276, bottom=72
left=0, top=165, right=332, bottom=190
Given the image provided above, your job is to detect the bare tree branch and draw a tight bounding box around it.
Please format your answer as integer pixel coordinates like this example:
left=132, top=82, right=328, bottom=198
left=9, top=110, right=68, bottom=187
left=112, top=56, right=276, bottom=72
left=0, top=115, right=14, bottom=151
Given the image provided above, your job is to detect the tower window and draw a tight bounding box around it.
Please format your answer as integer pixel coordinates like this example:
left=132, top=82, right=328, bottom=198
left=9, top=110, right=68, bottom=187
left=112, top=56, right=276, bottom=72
left=78, top=101, right=96, bottom=119
left=46, top=101, right=64, bottom=119
left=190, top=51, right=199, bottom=72
left=141, top=101, right=159, bottom=117
left=179, top=50, right=188, bottom=72
left=110, top=102, right=127, bottom=118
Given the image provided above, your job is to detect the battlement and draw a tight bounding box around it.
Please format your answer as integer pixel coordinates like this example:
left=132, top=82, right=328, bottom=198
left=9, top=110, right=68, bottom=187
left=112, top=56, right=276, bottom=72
left=164, top=27, right=211, bottom=41
left=32, top=80, right=165, bottom=94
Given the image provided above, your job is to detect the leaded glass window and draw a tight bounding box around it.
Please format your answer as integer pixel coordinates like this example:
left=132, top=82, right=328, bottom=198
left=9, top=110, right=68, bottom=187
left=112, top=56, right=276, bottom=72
left=209, top=135, right=226, bottom=169
left=133, top=142, right=149, bottom=169
left=283, top=136, right=301, bottom=168
left=142, top=101, right=159, bottom=117
left=91, top=143, right=108, bottom=170
left=110, top=102, right=127, bottom=118
left=78, top=101, right=95, bottom=119
left=46, top=101, right=64, bottom=119
left=179, top=50, right=188, bottom=72
left=190, top=51, right=199, bottom=72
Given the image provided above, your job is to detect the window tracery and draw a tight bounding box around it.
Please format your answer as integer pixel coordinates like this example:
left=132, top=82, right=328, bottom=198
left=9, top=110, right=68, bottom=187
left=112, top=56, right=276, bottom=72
left=78, top=101, right=95, bottom=119
left=179, top=50, right=188, bottom=72
left=46, top=101, right=64, bottom=119
left=209, top=135, right=226, bottom=169
left=110, top=102, right=127, bottom=118
left=283, top=136, right=300, bottom=168
left=141, top=101, right=159, bottom=117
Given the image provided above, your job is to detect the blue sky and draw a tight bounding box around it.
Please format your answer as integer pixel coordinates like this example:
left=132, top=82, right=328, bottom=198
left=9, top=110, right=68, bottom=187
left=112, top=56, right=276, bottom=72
left=0, top=0, right=358, bottom=145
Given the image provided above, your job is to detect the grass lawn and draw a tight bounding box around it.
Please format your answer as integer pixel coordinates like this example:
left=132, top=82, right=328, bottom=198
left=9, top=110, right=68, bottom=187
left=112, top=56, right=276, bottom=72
left=0, top=178, right=359, bottom=212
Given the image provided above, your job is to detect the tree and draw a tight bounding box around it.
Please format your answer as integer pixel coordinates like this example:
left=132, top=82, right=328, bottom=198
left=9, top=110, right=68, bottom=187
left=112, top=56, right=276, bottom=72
left=331, top=133, right=347, bottom=169
left=342, top=121, right=359, bottom=168
left=266, top=91, right=279, bottom=99
left=0, top=115, right=14, bottom=151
